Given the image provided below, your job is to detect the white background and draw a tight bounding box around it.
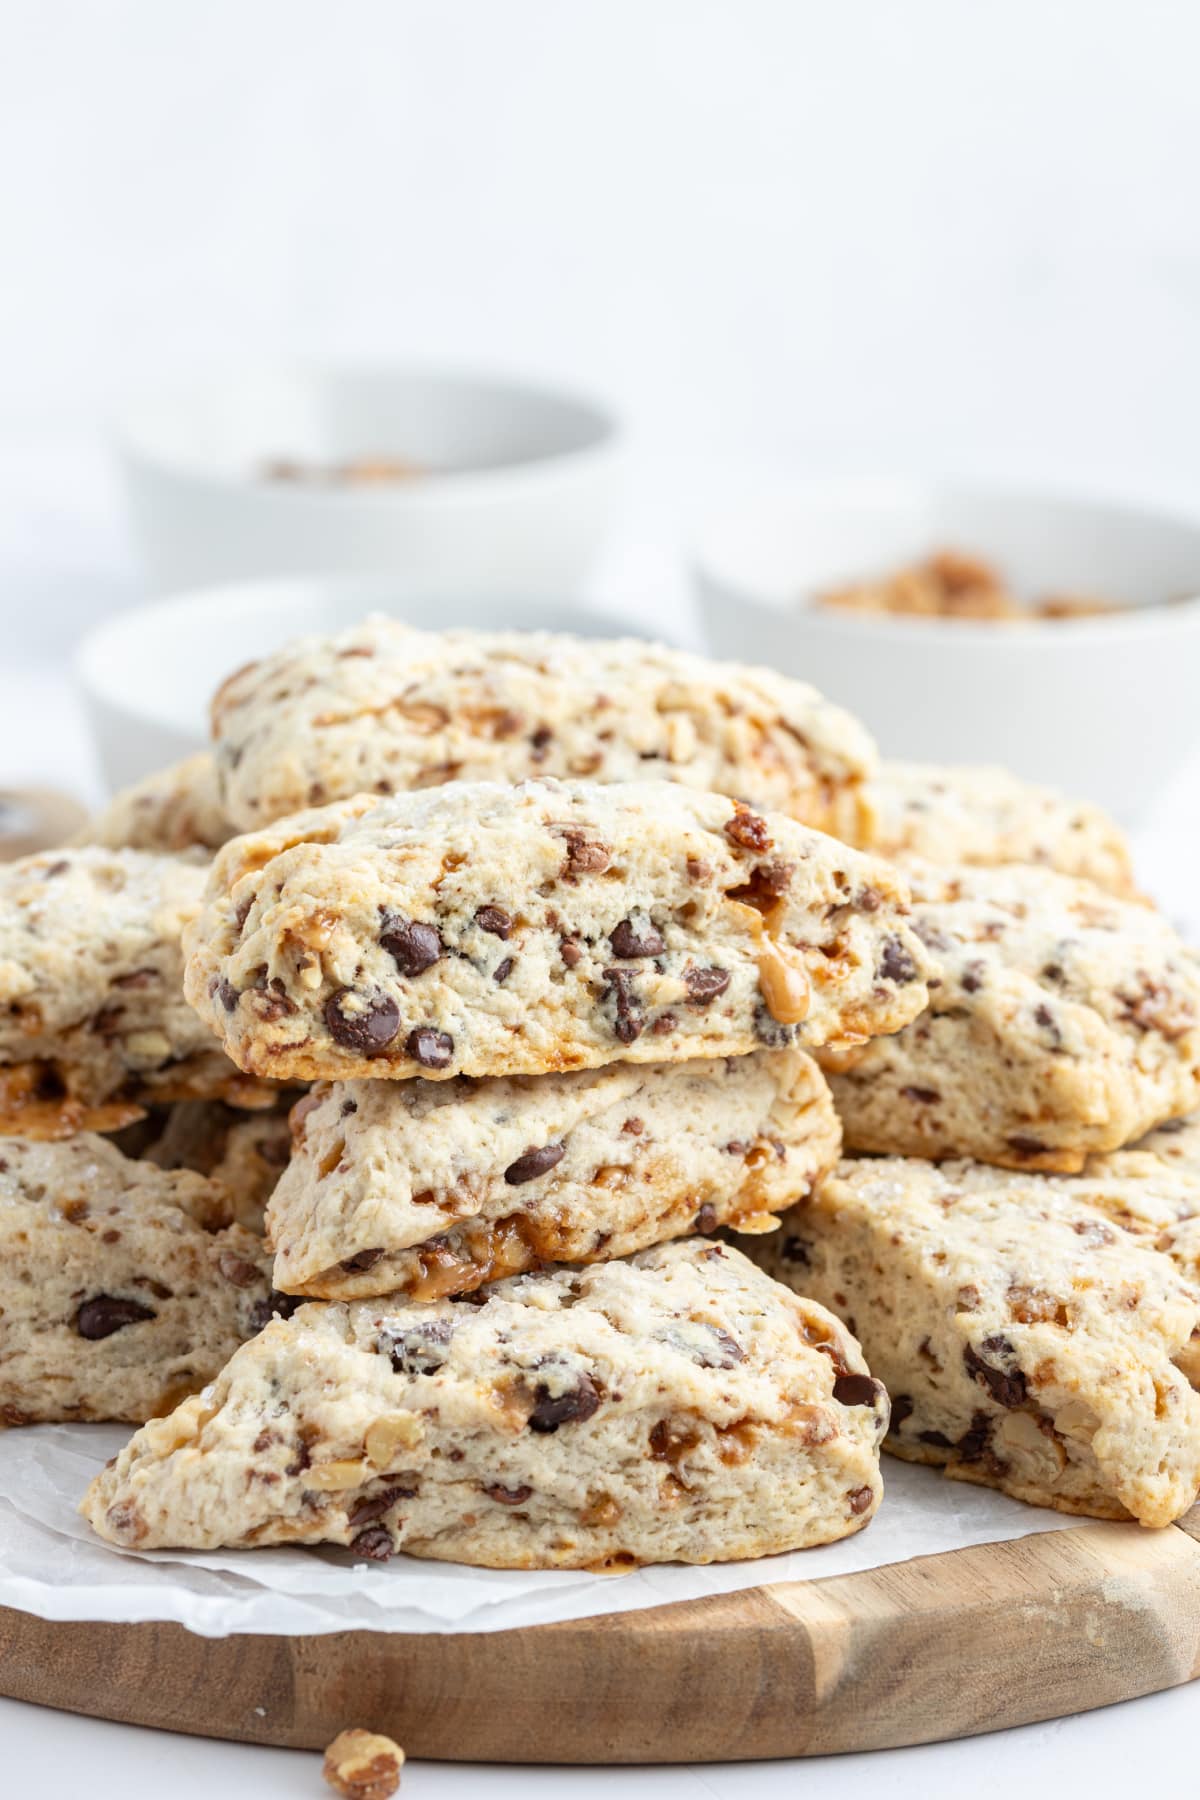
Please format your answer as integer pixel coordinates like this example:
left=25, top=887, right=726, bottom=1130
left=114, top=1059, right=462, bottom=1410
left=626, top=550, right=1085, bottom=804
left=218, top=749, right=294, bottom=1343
left=3, top=1, right=1200, bottom=1791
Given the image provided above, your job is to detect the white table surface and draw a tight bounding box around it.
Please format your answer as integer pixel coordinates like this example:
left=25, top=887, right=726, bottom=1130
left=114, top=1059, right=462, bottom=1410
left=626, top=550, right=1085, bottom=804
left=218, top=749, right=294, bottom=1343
left=2, top=442, right=1199, bottom=1795
left=0, top=1682, right=1195, bottom=1797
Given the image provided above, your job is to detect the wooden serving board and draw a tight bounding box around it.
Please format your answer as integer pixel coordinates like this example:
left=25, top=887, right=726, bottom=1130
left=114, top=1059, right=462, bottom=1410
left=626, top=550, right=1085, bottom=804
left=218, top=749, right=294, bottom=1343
left=2, top=1512, right=1200, bottom=1763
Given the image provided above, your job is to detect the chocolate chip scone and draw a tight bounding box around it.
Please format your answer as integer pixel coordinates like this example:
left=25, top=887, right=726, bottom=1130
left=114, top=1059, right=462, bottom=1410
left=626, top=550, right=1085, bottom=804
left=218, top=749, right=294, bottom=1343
left=0, top=846, right=277, bottom=1136
left=210, top=618, right=877, bottom=836
left=822, top=861, right=1200, bottom=1172
left=82, top=1238, right=887, bottom=1565
left=80, top=753, right=233, bottom=855
left=184, top=779, right=933, bottom=1085
left=757, top=1158, right=1200, bottom=1525
left=269, top=1048, right=838, bottom=1300
left=0, top=1134, right=276, bottom=1425
left=833, top=761, right=1136, bottom=896
left=142, top=1100, right=295, bottom=1231
left=1085, top=1108, right=1200, bottom=1188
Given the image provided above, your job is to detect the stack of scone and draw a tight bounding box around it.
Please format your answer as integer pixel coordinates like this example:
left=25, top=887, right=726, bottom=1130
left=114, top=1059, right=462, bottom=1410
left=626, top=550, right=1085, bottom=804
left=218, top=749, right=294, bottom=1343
left=80, top=625, right=944, bottom=1566
left=7, top=615, right=1200, bottom=1571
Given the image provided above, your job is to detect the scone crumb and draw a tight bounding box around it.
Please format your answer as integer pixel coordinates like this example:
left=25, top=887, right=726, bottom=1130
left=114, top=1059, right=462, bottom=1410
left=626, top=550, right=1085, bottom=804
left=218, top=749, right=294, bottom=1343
left=323, top=1727, right=404, bottom=1798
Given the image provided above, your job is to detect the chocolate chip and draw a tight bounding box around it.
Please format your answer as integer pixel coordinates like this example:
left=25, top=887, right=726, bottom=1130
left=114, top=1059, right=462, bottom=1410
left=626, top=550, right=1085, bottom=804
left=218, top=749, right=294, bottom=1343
left=325, top=989, right=401, bottom=1054
left=752, top=1004, right=797, bottom=1048
left=651, top=1011, right=677, bottom=1035
left=1006, top=1134, right=1046, bottom=1158
left=348, top=1485, right=413, bottom=1529
left=1073, top=1217, right=1116, bottom=1246
left=602, top=968, right=644, bottom=1043
left=891, top=1394, right=914, bottom=1430
left=341, top=1247, right=386, bottom=1273
left=848, top=1485, right=874, bottom=1514
left=684, top=966, right=731, bottom=1006
left=956, top=1411, right=993, bottom=1462
left=406, top=1026, right=454, bottom=1069
left=475, top=905, right=513, bottom=939
left=530, top=726, right=553, bottom=753
left=349, top=1525, right=395, bottom=1562
left=1034, top=1003, right=1062, bottom=1046
left=560, top=938, right=583, bottom=969
left=832, top=1373, right=882, bottom=1408
left=780, top=1235, right=810, bottom=1265
left=900, top=1085, right=941, bottom=1104
left=686, top=857, right=713, bottom=881
left=74, top=1295, right=156, bottom=1339
left=383, top=1319, right=454, bottom=1375
left=879, top=937, right=918, bottom=984
left=493, top=957, right=514, bottom=984
left=217, top=1251, right=261, bottom=1288
left=247, top=1289, right=300, bottom=1335
left=251, top=983, right=296, bottom=1022
left=112, top=968, right=149, bottom=992
left=560, top=830, right=611, bottom=877
left=214, top=976, right=239, bottom=1013
left=505, top=1142, right=566, bottom=1185
left=693, top=1326, right=744, bottom=1367
left=694, top=1203, right=718, bottom=1233
left=857, top=886, right=882, bottom=912
left=724, top=806, right=772, bottom=853
left=484, top=1482, right=533, bottom=1505
left=918, top=1430, right=953, bottom=1448
left=754, top=859, right=794, bottom=899
left=964, top=1340, right=1027, bottom=1408
left=380, top=916, right=442, bottom=976
left=961, top=961, right=985, bottom=994
left=528, top=1373, right=600, bottom=1431
left=610, top=916, right=665, bottom=958
left=340, top=1098, right=358, bottom=1116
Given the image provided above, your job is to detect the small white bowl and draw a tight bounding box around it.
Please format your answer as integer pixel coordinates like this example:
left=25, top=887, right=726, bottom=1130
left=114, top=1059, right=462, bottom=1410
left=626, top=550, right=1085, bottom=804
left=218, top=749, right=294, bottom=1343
left=693, top=481, right=1200, bottom=821
left=77, top=577, right=659, bottom=793
left=117, top=364, right=622, bottom=596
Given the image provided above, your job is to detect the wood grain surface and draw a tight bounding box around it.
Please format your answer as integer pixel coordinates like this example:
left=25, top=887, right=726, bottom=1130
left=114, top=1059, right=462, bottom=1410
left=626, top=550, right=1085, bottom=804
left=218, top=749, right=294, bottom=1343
left=2, top=1510, right=1200, bottom=1762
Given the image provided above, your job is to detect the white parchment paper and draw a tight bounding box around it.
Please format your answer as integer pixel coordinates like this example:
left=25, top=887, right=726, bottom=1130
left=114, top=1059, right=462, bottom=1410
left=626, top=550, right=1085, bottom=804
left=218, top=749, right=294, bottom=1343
left=0, top=1423, right=1100, bottom=1638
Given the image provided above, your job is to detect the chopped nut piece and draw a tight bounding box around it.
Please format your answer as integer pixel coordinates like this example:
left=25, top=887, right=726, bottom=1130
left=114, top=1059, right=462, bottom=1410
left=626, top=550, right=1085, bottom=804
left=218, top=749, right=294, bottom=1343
left=323, top=1727, right=405, bottom=1799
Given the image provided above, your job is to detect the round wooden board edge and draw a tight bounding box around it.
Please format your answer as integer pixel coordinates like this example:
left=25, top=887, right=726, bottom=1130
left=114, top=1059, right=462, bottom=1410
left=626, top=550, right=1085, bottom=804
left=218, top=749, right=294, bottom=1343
left=2, top=1513, right=1200, bottom=1764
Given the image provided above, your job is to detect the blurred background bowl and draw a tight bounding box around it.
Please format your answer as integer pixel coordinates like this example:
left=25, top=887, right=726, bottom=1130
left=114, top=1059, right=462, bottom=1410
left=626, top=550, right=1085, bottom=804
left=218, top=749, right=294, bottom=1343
left=693, top=480, right=1200, bottom=820
left=116, top=363, right=622, bottom=596
left=77, top=576, right=660, bottom=792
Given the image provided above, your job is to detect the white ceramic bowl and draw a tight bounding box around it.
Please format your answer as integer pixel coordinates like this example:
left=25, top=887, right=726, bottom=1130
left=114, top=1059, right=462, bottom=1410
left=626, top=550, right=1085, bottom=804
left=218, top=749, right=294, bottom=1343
left=77, top=578, right=658, bottom=793
left=117, top=364, right=622, bottom=595
left=693, top=481, right=1200, bottom=821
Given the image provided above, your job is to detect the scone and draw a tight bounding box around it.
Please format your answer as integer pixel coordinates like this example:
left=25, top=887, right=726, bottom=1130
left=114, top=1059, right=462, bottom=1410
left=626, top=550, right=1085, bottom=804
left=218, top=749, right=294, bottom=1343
left=143, top=1100, right=295, bottom=1231
left=0, top=1134, right=276, bottom=1425
left=184, top=779, right=933, bottom=1086
left=835, top=761, right=1135, bottom=896
left=757, top=1157, right=1200, bottom=1526
left=209, top=618, right=877, bottom=836
left=81, top=1239, right=888, bottom=1566
left=268, top=1049, right=839, bottom=1300
left=80, top=753, right=233, bottom=855
left=1085, top=1108, right=1200, bottom=1187
left=822, top=861, right=1200, bottom=1172
left=0, top=847, right=278, bottom=1136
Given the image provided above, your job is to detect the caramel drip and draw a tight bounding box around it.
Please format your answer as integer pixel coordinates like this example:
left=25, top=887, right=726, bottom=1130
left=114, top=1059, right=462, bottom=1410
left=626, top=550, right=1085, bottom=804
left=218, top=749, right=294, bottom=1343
left=756, top=939, right=811, bottom=1025
left=725, top=894, right=810, bottom=1025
